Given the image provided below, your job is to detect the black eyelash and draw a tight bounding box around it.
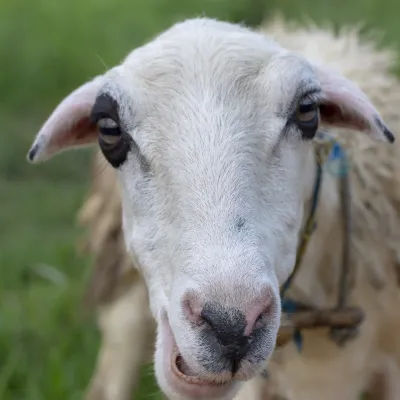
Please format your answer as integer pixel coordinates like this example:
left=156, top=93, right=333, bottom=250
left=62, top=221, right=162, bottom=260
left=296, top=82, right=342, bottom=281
left=298, top=102, right=318, bottom=114
left=98, top=124, right=122, bottom=139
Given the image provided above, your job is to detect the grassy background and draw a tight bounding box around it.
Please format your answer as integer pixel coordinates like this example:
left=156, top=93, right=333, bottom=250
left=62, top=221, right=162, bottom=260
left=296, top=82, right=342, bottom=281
left=1, top=0, right=400, bottom=398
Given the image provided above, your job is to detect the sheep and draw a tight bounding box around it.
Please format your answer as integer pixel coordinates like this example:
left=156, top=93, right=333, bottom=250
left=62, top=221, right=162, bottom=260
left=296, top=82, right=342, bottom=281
left=77, top=16, right=400, bottom=400
left=26, top=15, right=400, bottom=400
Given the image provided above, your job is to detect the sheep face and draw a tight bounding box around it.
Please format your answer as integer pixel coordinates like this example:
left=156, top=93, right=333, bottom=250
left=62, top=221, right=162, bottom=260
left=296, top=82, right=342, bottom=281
left=27, top=18, right=394, bottom=400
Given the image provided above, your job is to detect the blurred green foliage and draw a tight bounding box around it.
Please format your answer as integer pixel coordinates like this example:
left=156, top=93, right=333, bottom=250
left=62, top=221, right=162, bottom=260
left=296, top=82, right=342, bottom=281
left=1, top=0, right=400, bottom=398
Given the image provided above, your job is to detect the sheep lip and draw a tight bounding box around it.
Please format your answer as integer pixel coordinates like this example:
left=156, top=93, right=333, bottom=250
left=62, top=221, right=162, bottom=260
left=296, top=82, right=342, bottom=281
left=171, top=350, right=230, bottom=386
left=161, top=313, right=236, bottom=399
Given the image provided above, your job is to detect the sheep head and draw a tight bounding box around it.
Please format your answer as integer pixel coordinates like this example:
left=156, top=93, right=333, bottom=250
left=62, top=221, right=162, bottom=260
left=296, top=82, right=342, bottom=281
left=27, top=18, right=394, bottom=400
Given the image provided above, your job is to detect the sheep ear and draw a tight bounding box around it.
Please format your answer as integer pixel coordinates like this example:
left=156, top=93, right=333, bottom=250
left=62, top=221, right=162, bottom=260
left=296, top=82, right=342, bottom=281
left=27, top=75, right=104, bottom=163
left=314, top=64, right=395, bottom=144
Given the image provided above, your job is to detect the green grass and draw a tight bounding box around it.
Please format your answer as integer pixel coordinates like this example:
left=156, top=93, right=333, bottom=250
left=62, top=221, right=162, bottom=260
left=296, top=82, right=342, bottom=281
left=2, top=0, right=400, bottom=398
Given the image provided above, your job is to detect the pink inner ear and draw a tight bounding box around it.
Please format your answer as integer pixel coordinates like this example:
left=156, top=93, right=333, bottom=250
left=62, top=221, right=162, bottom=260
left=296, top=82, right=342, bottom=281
left=315, top=64, right=382, bottom=134
left=53, top=116, right=98, bottom=148
left=28, top=75, right=106, bottom=162
left=59, top=117, right=97, bottom=146
left=319, top=101, right=370, bottom=132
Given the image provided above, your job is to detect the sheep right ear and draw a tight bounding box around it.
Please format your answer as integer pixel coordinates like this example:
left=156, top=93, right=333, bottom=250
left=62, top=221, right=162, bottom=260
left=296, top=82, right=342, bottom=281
left=27, top=75, right=104, bottom=164
left=314, top=64, right=395, bottom=144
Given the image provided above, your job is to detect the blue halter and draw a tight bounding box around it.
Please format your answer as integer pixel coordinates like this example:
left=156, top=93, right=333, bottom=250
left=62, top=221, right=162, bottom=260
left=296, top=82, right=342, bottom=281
left=280, top=132, right=349, bottom=351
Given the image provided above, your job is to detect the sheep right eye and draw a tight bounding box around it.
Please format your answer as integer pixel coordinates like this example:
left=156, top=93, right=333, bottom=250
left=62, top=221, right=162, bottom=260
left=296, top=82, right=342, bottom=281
left=95, top=116, right=132, bottom=168
left=97, top=118, right=122, bottom=146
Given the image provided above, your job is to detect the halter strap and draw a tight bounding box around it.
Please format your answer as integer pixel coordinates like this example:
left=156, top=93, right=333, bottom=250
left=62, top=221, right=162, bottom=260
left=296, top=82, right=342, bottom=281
left=280, top=132, right=349, bottom=351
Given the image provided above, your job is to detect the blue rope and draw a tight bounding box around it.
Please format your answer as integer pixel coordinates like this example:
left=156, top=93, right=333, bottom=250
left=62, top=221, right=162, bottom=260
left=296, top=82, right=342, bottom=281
left=280, top=162, right=321, bottom=298
left=327, top=141, right=350, bottom=176
left=281, top=298, right=304, bottom=351
left=281, top=134, right=349, bottom=353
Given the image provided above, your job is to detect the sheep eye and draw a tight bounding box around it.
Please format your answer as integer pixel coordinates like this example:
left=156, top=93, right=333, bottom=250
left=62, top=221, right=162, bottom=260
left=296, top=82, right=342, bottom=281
left=295, top=98, right=319, bottom=139
left=97, top=117, right=121, bottom=146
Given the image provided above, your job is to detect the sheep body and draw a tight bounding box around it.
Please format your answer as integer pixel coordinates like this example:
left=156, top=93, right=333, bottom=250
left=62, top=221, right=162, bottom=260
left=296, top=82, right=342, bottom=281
left=76, top=15, right=400, bottom=400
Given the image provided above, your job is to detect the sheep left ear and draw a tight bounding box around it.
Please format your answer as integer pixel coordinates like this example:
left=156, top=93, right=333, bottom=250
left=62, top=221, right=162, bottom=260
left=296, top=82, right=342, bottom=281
left=314, top=64, right=395, bottom=144
left=27, top=75, right=104, bottom=164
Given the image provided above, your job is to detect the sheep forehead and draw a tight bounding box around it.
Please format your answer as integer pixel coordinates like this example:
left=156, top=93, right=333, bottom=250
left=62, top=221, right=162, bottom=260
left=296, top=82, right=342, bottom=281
left=118, top=18, right=311, bottom=93
left=99, top=18, right=319, bottom=162
left=123, top=17, right=283, bottom=68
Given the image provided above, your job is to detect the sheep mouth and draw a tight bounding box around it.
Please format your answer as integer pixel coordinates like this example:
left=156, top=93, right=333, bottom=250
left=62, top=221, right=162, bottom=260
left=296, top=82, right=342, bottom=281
left=171, top=328, right=233, bottom=387
left=171, top=347, right=231, bottom=386
left=171, top=351, right=225, bottom=386
left=161, top=314, right=238, bottom=399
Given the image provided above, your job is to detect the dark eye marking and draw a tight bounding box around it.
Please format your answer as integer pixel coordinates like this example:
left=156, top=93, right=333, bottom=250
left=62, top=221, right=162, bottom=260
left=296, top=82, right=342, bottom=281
left=90, top=93, right=120, bottom=123
left=294, top=96, right=320, bottom=140
left=280, top=85, right=322, bottom=140
left=90, top=93, right=151, bottom=172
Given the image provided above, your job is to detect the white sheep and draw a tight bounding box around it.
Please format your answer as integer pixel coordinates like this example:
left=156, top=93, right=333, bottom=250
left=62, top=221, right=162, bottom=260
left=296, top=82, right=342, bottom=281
left=27, top=15, right=400, bottom=400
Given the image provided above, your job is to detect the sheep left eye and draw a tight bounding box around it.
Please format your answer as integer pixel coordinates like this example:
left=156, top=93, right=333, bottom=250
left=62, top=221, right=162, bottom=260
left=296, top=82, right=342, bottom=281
left=295, top=98, right=319, bottom=139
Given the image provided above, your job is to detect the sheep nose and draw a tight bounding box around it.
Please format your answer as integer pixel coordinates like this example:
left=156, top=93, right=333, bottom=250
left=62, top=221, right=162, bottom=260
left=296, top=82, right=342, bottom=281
left=200, top=305, right=252, bottom=365
left=182, top=291, right=275, bottom=371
